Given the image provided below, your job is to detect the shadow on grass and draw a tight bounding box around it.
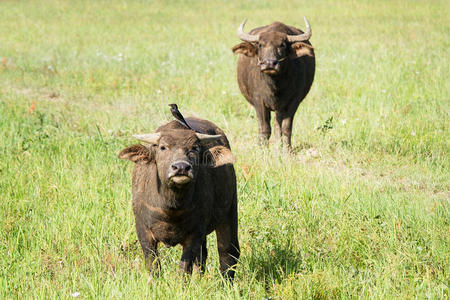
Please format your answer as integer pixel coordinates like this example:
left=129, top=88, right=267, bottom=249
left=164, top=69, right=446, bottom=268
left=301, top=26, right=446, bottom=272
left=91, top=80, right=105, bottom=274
left=246, top=241, right=304, bottom=285
left=291, top=142, right=314, bottom=154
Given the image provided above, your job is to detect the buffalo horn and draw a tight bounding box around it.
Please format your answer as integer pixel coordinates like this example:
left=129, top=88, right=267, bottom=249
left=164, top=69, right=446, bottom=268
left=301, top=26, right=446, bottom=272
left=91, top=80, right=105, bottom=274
left=287, top=16, right=312, bottom=42
left=195, top=133, right=222, bottom=144
left=237, top=19, right=259, bottom=42
left=133, top=133, right=161, bottom=144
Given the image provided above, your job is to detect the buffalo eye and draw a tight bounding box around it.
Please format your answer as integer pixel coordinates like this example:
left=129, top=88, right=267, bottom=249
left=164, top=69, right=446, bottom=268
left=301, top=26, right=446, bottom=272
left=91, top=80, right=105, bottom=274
left=188, top=148, right=198, bottom=156
left=188, top=147, right=199, bottom=158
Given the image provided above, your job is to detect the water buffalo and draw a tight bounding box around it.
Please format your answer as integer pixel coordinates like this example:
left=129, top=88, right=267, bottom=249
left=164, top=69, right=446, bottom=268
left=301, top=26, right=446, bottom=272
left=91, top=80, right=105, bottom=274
left=118, top=117, right=239, bottom=279
left=232, top=17, right=315, bottom=148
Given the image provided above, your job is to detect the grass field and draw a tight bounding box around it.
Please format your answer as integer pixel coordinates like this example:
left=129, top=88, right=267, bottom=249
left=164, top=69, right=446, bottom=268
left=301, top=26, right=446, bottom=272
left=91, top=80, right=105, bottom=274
left=0, top=0, right=449, bottom=298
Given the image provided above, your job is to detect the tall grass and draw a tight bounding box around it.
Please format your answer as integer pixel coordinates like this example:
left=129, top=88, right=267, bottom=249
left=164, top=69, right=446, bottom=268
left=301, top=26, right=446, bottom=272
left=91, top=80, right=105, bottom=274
left=0, top=0, right=448, bottom=298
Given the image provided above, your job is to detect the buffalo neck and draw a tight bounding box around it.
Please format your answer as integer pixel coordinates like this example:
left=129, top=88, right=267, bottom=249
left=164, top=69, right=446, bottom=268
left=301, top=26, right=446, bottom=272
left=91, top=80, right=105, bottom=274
left=159, top=180, right=196, bottom=210
left=260, top=64, right=294, bottom=93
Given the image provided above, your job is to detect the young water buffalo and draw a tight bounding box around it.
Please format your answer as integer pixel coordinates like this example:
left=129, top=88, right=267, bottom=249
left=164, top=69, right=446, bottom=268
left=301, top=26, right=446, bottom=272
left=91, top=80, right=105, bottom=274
left=118, top=117, right=239, bottom=279
left=232, top=17, right=315, bottom=148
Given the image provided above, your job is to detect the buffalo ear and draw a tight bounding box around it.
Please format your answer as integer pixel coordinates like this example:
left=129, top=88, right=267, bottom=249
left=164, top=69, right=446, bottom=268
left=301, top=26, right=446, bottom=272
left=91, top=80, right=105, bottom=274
left=203, top=146, right=235, bottom=168
left=290, top=42, right=314, bottom=58
left=232, top=42, right=258, bottom=57
left=118, top=144, right=153, bottom=164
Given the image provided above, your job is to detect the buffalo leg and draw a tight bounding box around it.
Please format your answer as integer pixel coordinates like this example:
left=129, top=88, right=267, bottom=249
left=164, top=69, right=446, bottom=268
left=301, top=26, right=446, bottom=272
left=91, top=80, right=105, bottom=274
left=180, top=235, right=204, bottom=275
left=135, top=221, right=159, bottom=272
left=215, top=209, right=240, bottom=280
left=274, top=112, right=283, bottom=140
left=193, top=239, right=208, bottom=274
left=255, top=105, right=271, bottom=144
left=281, top=115, right=294, bottom=148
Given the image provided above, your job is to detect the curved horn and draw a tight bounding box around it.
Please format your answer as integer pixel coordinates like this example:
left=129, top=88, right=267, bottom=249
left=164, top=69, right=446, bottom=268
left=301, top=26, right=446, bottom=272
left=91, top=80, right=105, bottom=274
left=237, top=19, right=259, bottom=42
left=133, top=132, right=161, bottom=144
left=195, top=133, right=222, bottom=144
left=287, top=16, right=312, bottom=42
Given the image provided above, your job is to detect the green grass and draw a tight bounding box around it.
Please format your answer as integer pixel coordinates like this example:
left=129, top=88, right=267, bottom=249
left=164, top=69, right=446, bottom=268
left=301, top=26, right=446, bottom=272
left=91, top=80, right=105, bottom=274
left=0, top=0, right=448, bottom=298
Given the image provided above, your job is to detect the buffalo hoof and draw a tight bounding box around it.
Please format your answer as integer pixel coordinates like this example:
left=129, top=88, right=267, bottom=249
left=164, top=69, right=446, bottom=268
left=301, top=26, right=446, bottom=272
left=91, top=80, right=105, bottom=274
left=258, top=135, right=270, bottom=146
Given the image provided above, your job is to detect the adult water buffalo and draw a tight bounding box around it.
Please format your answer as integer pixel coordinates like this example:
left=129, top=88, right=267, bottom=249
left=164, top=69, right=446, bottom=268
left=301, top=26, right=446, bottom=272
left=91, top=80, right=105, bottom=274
left=232, top=17, right=315, bottom=148
left=118, top=117, right=239, bottom=279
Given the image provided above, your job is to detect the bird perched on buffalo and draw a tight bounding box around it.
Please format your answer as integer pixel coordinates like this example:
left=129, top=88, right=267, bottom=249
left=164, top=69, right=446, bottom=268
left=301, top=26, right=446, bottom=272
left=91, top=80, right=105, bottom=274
left=168, top=103, right=192, bottom=130
left=118, top=115, right=239, bottom=279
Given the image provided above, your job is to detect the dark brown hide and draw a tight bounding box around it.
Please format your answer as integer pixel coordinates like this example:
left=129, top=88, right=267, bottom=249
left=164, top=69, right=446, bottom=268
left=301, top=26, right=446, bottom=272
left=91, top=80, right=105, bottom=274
left=232, top=21, right=315, bottom=147
left=118, top=117, right=239, bottom=279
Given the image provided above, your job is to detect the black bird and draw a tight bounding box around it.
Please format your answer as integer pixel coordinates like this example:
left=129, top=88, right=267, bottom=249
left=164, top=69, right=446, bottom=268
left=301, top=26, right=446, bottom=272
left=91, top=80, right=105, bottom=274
left=168, top=103, right=192, bottom=129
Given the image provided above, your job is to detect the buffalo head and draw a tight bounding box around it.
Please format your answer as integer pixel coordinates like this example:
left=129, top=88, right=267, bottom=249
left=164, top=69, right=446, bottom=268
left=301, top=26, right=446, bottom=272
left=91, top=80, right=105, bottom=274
left=232, top=17, right=314, bottom=76
left=119, top=129, right=234, bottom=189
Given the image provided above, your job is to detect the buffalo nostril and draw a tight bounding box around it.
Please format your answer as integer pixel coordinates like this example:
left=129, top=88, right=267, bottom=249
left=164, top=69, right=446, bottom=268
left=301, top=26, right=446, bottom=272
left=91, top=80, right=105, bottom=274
left=171, top=161, right=192, bottom=174
left=263, top=59, right=278, bottom=68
